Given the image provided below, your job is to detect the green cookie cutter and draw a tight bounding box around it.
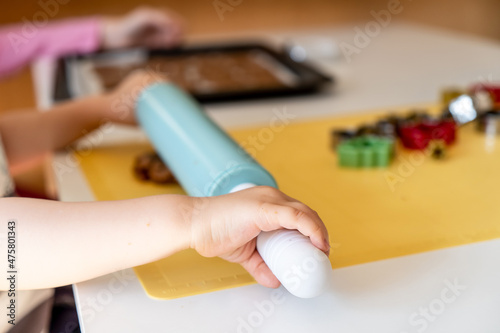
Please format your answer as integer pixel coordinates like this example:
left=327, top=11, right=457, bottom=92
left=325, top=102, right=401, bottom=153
left=337, top=136, right=394, bottom=168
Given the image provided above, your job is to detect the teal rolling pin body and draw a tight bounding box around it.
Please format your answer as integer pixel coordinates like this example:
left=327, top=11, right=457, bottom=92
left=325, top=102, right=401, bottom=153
left=136, top=82, right=332, bottom=298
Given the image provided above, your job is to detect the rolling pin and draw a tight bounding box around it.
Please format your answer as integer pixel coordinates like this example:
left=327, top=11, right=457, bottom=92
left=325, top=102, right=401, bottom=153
left=136, top=82, right=332, bottom=298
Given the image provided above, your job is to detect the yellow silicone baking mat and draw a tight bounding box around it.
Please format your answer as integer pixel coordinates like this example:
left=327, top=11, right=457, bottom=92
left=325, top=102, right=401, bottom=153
left=77, top=105, right=500, bottom=299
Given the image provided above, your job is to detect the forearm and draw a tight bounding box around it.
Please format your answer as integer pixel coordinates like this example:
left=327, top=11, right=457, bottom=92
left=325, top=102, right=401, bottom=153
left=0, top=195, right=191, bottom=290
left=0, top=95, right=115, bottom=169
left=0, top=18, right=101, bottom=77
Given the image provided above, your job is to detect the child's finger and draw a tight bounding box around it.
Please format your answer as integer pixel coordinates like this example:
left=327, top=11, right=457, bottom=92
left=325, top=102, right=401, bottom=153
left=241, top=250, right=280, bottom=289
left=258, top=203, right=330, bottom=253
left=287, top=201, right=330, bottom=253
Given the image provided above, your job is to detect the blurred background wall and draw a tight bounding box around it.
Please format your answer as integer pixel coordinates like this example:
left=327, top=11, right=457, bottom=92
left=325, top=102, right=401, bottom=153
left=2, top=0, right=500, bottom=38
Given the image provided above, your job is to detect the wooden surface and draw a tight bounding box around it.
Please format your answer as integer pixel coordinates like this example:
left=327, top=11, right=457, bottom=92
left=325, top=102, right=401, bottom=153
left=0, top=68, right=35, bottom=113
left=2, top=0, right=500, bottom=39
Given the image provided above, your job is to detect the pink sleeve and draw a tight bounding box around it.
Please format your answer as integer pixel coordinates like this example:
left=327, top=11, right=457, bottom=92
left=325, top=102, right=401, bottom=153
left=0, top=17, right=101, bottom=78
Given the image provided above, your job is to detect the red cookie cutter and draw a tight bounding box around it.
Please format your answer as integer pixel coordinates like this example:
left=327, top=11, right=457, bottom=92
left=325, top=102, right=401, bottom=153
left=398, top=120, right=456, bottom=150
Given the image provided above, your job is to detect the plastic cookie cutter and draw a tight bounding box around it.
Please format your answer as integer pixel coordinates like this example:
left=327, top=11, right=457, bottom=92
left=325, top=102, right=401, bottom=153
left=443, top=93, right=494, bottom=126
left=331, top=117, right=398, bottom=150
left=469, top=82, right=500, bottom=110
left=374, top=119, right=397, bottom=139
left=330, top=128, right=357, bottom=149
left=337, top=135, right=394, bottom=168
left=398, top=117, right=456, bottom=150
left=441, top=87, right=466, bottom=106
left=427, top=139, right=447, bottom=160
left=477, top=111, right=500, bottom=135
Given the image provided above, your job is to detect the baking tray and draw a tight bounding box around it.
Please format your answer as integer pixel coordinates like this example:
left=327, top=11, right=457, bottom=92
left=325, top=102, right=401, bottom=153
left=53, top=42, right=333, bottom=103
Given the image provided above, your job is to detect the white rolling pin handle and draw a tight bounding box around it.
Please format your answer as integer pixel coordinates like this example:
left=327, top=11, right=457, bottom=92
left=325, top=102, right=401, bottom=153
left=230, top=184, right=333, bottom=298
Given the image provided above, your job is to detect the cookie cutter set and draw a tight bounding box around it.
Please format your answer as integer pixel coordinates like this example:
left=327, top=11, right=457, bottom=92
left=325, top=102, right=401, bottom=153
left=332, top=83, right=500, bottom=168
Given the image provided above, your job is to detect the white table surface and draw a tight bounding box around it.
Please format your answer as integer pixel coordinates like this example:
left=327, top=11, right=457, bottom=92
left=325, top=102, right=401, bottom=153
left=35, top=21, right=500, bottom=332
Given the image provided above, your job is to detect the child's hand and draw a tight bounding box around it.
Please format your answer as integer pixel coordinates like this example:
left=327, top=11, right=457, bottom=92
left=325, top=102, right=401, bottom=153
left=187, top=186, right=330, bottom=288
left=101, top=7, right=184, bottom=50
left=104, top=70, right=168, bottom=125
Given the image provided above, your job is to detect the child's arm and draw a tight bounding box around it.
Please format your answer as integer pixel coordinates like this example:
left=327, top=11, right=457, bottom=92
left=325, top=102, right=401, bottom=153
left=0, top=186, right=329, bottom=290
left=0, top=17, right=101, bottom=77
left=0, top=7, right=184, bottom=77
left=0, top=93, right=131, bottom=171
left=0, top=70, right=157, bottom=172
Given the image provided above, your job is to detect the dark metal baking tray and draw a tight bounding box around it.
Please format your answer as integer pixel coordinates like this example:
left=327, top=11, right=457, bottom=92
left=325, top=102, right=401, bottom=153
left=54, top=41, right=333, bottom=103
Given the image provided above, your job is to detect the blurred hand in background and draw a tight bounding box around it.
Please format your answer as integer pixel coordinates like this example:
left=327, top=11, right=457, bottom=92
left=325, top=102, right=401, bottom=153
left=0, top=6, right=185, bottom=78
left=101, top=6, right=185, bottom=50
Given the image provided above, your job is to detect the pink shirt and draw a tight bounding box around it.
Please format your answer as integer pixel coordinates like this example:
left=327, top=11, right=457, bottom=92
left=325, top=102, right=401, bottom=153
left=0, top=17, right=101, bottom=78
